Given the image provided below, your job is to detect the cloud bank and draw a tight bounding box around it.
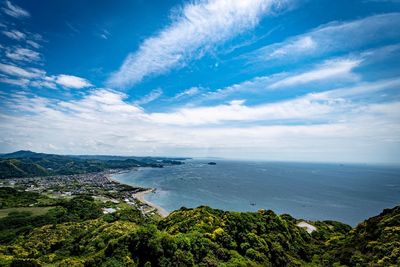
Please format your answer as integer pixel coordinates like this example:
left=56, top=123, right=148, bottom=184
left=1, top=83, right=399, bottom=163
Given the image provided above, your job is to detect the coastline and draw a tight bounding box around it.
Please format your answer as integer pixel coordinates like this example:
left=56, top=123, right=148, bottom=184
left=106, top=170, right=170, bottom=218
left=132, top=189, right=169, bottom=218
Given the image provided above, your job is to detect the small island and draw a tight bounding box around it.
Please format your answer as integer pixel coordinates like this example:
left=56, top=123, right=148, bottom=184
left=207, top=162, right=217, bottom=165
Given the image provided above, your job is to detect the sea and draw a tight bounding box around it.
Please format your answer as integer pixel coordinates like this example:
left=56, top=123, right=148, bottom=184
left=112, top=159, right=400, bottom=226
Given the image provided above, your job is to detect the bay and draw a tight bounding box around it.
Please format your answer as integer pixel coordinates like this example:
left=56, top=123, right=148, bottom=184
left=113, top=159, right=400, bottom=226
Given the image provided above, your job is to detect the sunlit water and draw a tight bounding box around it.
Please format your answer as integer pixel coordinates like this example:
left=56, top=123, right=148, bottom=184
left=113, top=159, right=400, bottom=226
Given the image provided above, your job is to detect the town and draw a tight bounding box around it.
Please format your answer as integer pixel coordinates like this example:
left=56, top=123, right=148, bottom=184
left=0, top=170, right=161, bottom=218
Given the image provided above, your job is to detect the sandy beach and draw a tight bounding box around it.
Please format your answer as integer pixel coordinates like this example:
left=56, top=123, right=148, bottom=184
left=133, top=189, right=169, bottom=218
left=105, top=172, right=169, bottom=218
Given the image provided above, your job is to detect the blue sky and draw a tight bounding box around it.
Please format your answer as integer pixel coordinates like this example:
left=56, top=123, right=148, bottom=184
left=0, top=0, right=400, bottom=164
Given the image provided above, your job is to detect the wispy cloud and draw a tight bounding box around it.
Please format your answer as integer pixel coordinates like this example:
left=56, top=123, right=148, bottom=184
left=269, top=36, right=316, bottom=58
left=173, top=87, right=201, bottom=100
left=5, top=47, right=41, bottom=63
left=201, top=57, right=361, bottom=101
left=2, top=29, right=26, bottom=40
left=311, top=78, right=400, bottom=100
left=0, top=63, right=44, bottom=79
left=0, top=6, right=89, bottom=91
left=26, top=40, right=40, bottom=49
left=30, top=78, right=57, bottom=90
left=268, top=58, right=361, bottom=89
left=2, top=28, right=44, bottom=47
left=148, top=77, right=400, bottom=126
left=0, top=63, right=93, bottom=89
left=2, top=0, right=30, bottom=19
left=107, top=0, right=288, bottom=88
left=248, top=13, right=400, bottom=64
left=98, top=29, right=111, bottom=40
left=135, top=88, right=163, bottom=105
left=0, top=76, right=29, bottom=87
left=199, top=42, right=399, bottom=103
left=148, top=97, right=345, bottom=126
left=65, top=22, right=80, bottom=34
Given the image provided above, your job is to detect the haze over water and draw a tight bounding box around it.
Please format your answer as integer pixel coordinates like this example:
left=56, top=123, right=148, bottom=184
left=113, top=160, right=400, bottom=226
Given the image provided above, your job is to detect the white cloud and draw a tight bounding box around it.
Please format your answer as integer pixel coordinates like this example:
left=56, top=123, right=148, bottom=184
left=26, top=40, right=40, bottom=49
left=0, top=63, right=43, bottom=78
left=0, top=63, right=56, bottom=88
left=269, top=58, right=361, bottom=89
left=107, top=0, right=285, bottom=88
left=55, top=74, right=93, bottom=89
left=173, top=87, right=201, bottom=99
left=148, top=97, right=342, bottom=125
left=201, top=57, right=361, bottom=101
left=5, top=47, right=41, bottom=62
left=98, top=29, right=111, bottom=40
left=203, top=75, right=275, bottom=100
left=249, top=13, right=400, bottom=63
left=2, top=29, right=43, bottom=48
left=0, top=4, right=90, bottom=91
left=0, top=87, right=399, bottom=163
left=0, top=76, right=29, bottom=86
left=2, top=0, right=30, bottom=19
left=149, top=76, right=400, bottom=126
left=30, top=79, right=57, bottom=90
left=0, top=63, right=93, bottom=90
left=269, top=36, right=316, bottom=58
left=312, top=78, right=400, bottom=100
left=135, top=88, right=163, bottom=105
left=2, top=29, right=26, bottom=40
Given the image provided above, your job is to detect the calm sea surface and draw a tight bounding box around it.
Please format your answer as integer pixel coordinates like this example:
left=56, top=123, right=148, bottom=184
left=113, top=159, right=400, bottom=226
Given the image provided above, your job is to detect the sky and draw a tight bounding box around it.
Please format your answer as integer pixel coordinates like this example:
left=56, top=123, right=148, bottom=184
left=0, top=0, right=400, bottom=164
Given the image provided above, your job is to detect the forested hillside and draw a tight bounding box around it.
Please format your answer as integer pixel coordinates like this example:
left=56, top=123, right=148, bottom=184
left=0, top=151, right=184, bottom=179
left=0, top=187, right=398, bottom=266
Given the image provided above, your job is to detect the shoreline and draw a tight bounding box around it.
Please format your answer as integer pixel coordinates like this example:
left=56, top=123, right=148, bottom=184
left=132, top=189, right=169, bottom=218
left=106, top=170, right=170, bottom=218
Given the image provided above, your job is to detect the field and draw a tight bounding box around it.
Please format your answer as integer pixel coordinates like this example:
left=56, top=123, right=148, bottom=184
left=0, top=207, right=53, bottom=219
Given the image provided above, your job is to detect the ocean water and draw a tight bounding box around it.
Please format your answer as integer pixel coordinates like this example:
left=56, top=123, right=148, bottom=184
left=113, top=159, right=400, bottom=226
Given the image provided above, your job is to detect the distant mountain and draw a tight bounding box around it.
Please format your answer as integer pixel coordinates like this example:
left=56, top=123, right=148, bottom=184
left=0, top=150, right=52, bottom=159
left=75, top=154, right=190, bottom=161
left=0, top=151, right=190, bottom=161
left=0, top=159, right=49, bottom=178
left=0, top=151, right=185, bottom=179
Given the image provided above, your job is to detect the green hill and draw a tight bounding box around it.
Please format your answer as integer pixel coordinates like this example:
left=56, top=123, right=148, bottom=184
left=0, top=159, right=50, bottom=178
left=314, top=206, right=400, bottom=266
left=0, top=151, right=184, bottom=179
left=0, top=187, right=398, bottom=266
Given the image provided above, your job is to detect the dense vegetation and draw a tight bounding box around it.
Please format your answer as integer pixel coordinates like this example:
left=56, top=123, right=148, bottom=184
left=0, top=151, right=184, bottom=179
left=0, top=187, right=44, bottom=209
left=313, top=206, right=400, bottom=266
left=0, top=187, right=398, bottom=266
